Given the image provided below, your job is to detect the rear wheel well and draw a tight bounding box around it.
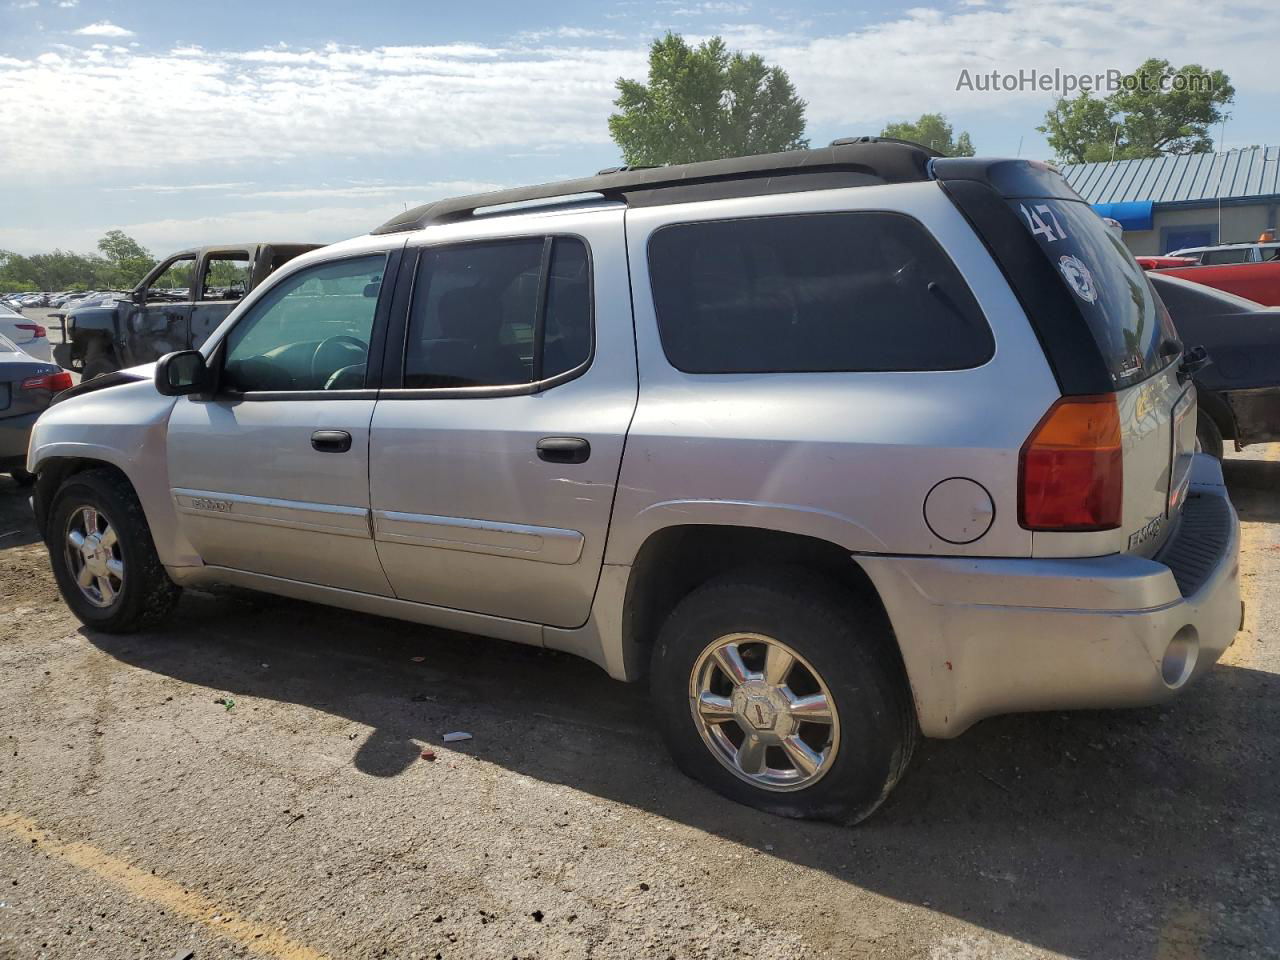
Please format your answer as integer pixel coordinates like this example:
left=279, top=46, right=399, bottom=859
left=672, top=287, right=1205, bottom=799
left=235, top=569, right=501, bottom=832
left=1197, top=387, right=1235, bottom=441
left=621, top=525, right=889, bottom=680
left=73, top=331, right=114, bottom=365
left=33, top=458, right=132, bottom=539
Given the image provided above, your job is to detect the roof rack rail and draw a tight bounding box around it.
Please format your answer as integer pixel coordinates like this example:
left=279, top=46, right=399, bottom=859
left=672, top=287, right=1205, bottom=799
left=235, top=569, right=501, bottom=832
left=371, top=139, right=941, bottom=235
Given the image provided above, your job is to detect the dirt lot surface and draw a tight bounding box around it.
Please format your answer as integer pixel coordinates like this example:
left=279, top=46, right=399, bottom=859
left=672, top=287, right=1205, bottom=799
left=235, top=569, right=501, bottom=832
left=1, top=448, right=1278, bottom=960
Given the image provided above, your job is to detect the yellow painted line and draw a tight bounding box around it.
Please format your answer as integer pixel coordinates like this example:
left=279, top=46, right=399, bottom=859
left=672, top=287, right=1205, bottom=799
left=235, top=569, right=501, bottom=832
left=0, top=812, right=331, bottom=960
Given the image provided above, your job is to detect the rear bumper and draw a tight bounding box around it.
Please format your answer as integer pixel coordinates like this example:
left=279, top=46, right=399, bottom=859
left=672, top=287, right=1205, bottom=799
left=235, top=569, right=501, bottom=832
left=858, top=454, right=1241, bottom=738
left=0, top=411, right=39, bottom=464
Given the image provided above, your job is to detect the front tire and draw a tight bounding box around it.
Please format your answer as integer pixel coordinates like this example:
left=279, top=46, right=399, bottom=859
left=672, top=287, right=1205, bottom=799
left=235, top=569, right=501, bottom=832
left=46, top=469, right=180, bottom=632
left=650, top=567, right=917, bottom=825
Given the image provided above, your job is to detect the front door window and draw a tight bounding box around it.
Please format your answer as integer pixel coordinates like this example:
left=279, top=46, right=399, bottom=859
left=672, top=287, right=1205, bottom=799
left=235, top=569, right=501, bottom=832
left=221, top=254, right=386, bottom=392
left=145, top=256, right=196, bottom=302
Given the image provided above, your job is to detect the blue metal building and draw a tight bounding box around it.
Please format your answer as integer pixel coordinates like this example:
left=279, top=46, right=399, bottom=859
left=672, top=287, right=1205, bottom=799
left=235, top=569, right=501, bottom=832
left=1060, top=147, right=1280, bottom=255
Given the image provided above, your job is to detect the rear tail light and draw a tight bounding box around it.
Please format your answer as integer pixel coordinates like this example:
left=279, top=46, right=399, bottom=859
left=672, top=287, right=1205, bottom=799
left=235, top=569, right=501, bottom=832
left=1019, top=395, right=1123, bottom=531
left=15, top=323, right=47, bottom=339
left=20, top=371, right=73, bottom=393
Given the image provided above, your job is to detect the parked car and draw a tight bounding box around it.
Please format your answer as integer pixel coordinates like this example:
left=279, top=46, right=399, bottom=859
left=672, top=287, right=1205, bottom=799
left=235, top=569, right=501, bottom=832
left=1149, top=272, right=1280, bottom=456
left=0, top=302, right=52, bottom=361
left=1148, top=259, right=1280, bottom=306
left=0, top=333, right=71, bottom=484
left=1168, top=239, right=1280, bottom=264
left=55, top=243, right=323, bottom=378
left=27, top=141, right=1241, bottom=823
left=1136, top=255, right=1197, bottom=270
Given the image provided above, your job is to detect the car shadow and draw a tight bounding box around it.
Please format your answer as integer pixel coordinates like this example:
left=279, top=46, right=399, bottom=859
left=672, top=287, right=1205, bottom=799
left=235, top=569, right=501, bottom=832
left=0, top=475, right=41, bottom=547
left=85, top=581, right=1279, bottom=960
left=1221, top=455, right=1280, bottom=523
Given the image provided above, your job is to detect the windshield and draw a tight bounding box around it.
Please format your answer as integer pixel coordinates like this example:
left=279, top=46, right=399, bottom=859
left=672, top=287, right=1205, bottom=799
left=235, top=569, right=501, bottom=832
left=1009, top=197, right=1178, bottom=390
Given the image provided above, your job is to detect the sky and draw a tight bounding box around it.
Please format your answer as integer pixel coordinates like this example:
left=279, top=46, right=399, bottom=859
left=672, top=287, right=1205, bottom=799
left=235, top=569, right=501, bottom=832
left=0, top=0, right=1277, bottom=256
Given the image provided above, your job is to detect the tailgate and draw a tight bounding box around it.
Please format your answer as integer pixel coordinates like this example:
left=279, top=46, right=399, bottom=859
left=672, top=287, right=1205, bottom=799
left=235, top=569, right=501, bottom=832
left=967, top=187, right=1188, bottom=558
left=1113, top=367, right=1196, bottom=558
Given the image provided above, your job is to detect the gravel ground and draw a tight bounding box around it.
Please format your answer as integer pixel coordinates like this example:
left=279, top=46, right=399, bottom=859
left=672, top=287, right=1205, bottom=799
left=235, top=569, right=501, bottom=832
left=1, top=447, right=1278, bottom=960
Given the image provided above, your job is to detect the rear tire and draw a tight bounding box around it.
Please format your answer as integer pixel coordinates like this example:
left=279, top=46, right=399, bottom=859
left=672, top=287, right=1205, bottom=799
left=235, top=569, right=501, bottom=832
left=46, top=469, right=180, bottom=632
left=1196, top=414, right=1224, bottom=459
left=650, top=567, right=917, bottom=825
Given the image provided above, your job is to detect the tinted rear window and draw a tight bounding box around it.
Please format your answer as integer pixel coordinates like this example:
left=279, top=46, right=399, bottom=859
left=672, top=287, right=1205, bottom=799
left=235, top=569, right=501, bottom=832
left=1010, top=198, right=1177, bottom=390
left=1201, top=248, right=1251, bottom=265
left=647, top=212, right=993, bottom=374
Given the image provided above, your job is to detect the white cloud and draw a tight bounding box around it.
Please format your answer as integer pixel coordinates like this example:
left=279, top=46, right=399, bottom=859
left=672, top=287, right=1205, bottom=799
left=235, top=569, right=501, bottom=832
left=230, top=180, right=502, bottom=200
left=106, top=181, right=255, bottom=194
left=0, top=1, right=1274, bottom=194
left=0, top=182, right=509, bottom=253
left=57, top=0, right=79, bottom=6
left=0, top=200, right=480, bottom=254
left=722, top=0, right=1280, bottom=128
left=668, top=2, right=751, bottom=15
left=0, top=40, right=640, bottom=181
left=72, top=20, right=134, bottom=37
left=517, top=26, right=625, bottom=42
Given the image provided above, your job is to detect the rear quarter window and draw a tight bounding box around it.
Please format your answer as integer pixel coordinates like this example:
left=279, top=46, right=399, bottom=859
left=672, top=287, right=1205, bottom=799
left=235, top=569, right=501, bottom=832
left=1010, top=198, right=1177, bottom=389
left=647, top=212, right=994, bottom=374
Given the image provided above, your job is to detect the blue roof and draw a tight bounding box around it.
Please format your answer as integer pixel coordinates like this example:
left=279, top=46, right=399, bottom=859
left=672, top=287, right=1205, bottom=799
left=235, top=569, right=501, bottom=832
left=1061, top=147, right=1280, bottom=205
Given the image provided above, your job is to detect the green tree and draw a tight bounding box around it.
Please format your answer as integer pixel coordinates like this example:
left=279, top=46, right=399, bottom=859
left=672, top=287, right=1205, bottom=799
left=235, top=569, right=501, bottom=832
left=608, top=33, right=808, bottom=166
left=96, top=229, right=155, bottom=288
left=1039, top=59, right=1234, bottom=164
left=880, top=114, right=975, bottom=156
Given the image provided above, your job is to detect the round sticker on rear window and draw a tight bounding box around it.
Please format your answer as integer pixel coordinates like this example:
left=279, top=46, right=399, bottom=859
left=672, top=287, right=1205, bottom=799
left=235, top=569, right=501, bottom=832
left=1058, top=254, right=1098, bottom=304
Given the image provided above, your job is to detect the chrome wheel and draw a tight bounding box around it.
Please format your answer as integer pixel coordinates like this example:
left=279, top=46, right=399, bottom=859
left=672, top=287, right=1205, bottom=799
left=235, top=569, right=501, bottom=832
left=689, top=633, right=840, bottom=792
left=64, top=505, right=124, bottom=608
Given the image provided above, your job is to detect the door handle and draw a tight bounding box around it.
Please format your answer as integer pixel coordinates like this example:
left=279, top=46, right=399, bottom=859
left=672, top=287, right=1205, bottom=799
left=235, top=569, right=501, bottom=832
left=537, top=437, right=590, bottom=464
left=311, top=430, right=352, bottom=453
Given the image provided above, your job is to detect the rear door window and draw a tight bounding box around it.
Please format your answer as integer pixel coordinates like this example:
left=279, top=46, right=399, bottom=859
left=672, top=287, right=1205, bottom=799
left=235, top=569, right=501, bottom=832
left=403, top=236, right=591, bottom=389
left=1009, top=198, right=1177, bottom=389
left=647, top=212, right=993, bottom=374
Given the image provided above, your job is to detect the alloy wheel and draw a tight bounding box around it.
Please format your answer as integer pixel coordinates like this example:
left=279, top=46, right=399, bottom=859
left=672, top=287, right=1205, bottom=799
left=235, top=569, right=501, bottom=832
left=64, top=505, right=124, bottom=608
left=689, top=633, right=840, bottom=791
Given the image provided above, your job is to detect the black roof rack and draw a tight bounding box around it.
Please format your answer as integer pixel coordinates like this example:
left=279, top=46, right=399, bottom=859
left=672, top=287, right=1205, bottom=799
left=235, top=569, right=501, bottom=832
left=371, top=138, right=942, bottom=235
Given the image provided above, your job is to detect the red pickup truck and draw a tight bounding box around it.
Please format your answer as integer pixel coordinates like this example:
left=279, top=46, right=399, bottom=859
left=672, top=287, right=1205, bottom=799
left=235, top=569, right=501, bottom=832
left=1144, top=260, right=1280, bottom=306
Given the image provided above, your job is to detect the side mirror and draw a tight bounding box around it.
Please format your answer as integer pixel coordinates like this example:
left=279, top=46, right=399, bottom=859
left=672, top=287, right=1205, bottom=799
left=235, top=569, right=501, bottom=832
left=155, top=350, right=210, bottom=396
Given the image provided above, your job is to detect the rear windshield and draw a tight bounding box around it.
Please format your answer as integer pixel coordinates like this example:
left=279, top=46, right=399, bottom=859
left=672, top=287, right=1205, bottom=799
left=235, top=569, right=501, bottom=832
left=648, top=212, right=993, bottom=374
left=1010, top=198, right=1176, bottom=390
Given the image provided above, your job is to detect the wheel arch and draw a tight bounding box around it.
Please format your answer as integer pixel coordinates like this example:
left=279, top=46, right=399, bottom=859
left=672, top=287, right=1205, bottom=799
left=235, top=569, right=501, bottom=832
left=30, top=446, right=198, bottom=568
left=611, top=524, right=909, bottom=693
left=1197, top=386, right=1236, bottom=441
left=33, top=454, right=130, bottom=540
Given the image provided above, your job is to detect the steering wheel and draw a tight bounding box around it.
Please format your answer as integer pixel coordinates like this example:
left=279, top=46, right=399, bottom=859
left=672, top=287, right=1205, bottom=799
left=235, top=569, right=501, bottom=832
left=311, top=335, right=368, bottom=386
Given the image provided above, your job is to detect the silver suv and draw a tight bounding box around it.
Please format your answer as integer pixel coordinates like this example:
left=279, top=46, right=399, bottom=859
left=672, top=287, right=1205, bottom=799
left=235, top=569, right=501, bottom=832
left=28, top=140, right=1241, bottom=823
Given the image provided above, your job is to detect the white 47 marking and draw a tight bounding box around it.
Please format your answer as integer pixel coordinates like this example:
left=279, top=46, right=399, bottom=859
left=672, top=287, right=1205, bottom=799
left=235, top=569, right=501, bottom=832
left=1020, top=203, right=1068, bottom=242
